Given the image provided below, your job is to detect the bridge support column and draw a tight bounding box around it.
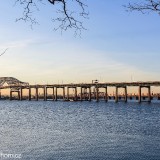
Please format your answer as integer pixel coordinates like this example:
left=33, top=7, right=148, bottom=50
left=44, top=87, right=47, bottom=101
left=105, top=87, right=108, bottom=102
left=124, top=86, right=127, bottom=102
left=115, top=86, right=127, bottom=102
left=52, top=87, right=55, bottom=101
left=80, top=87, right=82, bottom=101
left=139, top=86, right=141, bottom=103
left=75, top=87, right=77, bottom=101
left=88, top=87, right=91, bottom=101
left=96, top=87, right=99, bottom=102
left=82, top=88, right=85, bottom=100
left=20, top=87, right=23, bottom=101
left=67, top=87, right=69, bottom=101
left=17, top=91, right=20, bottom=100
left=63, top=87, right=65, bottom=100
left=29, top=88, right=31, bottom=101
left=35, top=87, right=38, bottom=101
left=46, top=87, right=48, bottom=101
left=115, top=87, right=118, bottom=103
left=55, top=87, right=57, bottom=101
left=10, top=90, right=12, bottom=100
left=148, top=86, right=151, bottom=103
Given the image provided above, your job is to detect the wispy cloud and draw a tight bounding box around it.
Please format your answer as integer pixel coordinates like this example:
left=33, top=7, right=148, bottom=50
left=0, top=38, right=44, bottom=50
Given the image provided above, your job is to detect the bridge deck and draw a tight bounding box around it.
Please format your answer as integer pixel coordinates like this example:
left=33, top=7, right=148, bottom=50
left=1, top=81, right=160, bottom=89
left=0, top=81, right=160, bottom=103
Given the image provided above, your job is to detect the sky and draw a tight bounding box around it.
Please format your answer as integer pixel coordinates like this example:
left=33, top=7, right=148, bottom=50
left=0, top=0, right=160, bottom=85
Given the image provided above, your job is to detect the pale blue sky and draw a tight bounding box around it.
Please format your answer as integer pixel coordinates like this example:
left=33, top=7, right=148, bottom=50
left=0, top=0, right=160, bottom=84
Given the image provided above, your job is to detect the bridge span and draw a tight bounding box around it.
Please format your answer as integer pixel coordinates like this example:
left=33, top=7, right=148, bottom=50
left=0, top=77, right=160, bottom=102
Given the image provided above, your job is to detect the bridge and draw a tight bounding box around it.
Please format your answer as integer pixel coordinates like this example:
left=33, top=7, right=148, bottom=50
left=0, top=77, right=29, bottom=86
left=0, top=77, right=160, bottom=102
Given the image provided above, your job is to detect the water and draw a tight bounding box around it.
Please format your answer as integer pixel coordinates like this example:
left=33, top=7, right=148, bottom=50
left=0, top=101, right=160, bottom=160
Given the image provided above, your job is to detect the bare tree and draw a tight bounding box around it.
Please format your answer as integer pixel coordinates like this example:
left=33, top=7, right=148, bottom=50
left=14, top=0, right=160, bottom=35
left=15, top=0, right=88, bottom=35
left=0, top=48, right=8, bottom=57
left=125, top=0, right=160, bottom=15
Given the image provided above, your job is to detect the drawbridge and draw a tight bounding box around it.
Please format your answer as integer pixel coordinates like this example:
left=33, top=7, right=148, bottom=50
left=0, top=77, right=29, bottom=87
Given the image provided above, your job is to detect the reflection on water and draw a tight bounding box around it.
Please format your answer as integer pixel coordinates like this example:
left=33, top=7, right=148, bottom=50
left=0, top=101, right=160, bottom=160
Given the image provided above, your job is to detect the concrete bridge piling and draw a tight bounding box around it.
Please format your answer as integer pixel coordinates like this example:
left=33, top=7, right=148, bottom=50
left=1, top=80, right=160, bottom=103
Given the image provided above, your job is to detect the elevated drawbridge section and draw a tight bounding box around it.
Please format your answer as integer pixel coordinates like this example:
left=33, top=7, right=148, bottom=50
left=0, top=77, right=29, bottom=87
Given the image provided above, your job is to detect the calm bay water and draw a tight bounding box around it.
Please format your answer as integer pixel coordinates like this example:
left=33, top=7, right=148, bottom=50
left=0, top=101, right=160, bottom=160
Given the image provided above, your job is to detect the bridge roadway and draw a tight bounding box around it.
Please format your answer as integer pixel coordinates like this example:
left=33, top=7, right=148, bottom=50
left=0, top=81, right=160, bottom=102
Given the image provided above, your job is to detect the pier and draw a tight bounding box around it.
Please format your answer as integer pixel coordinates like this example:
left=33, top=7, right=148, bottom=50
left=0, top=77, right=160, bottom=102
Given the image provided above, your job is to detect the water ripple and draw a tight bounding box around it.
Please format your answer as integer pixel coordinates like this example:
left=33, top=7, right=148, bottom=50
left=0, top=101, right=160, bottom=160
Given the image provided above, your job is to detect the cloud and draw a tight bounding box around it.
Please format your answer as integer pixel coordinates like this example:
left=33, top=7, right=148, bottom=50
left=0, top=38, right=46, bottom=50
